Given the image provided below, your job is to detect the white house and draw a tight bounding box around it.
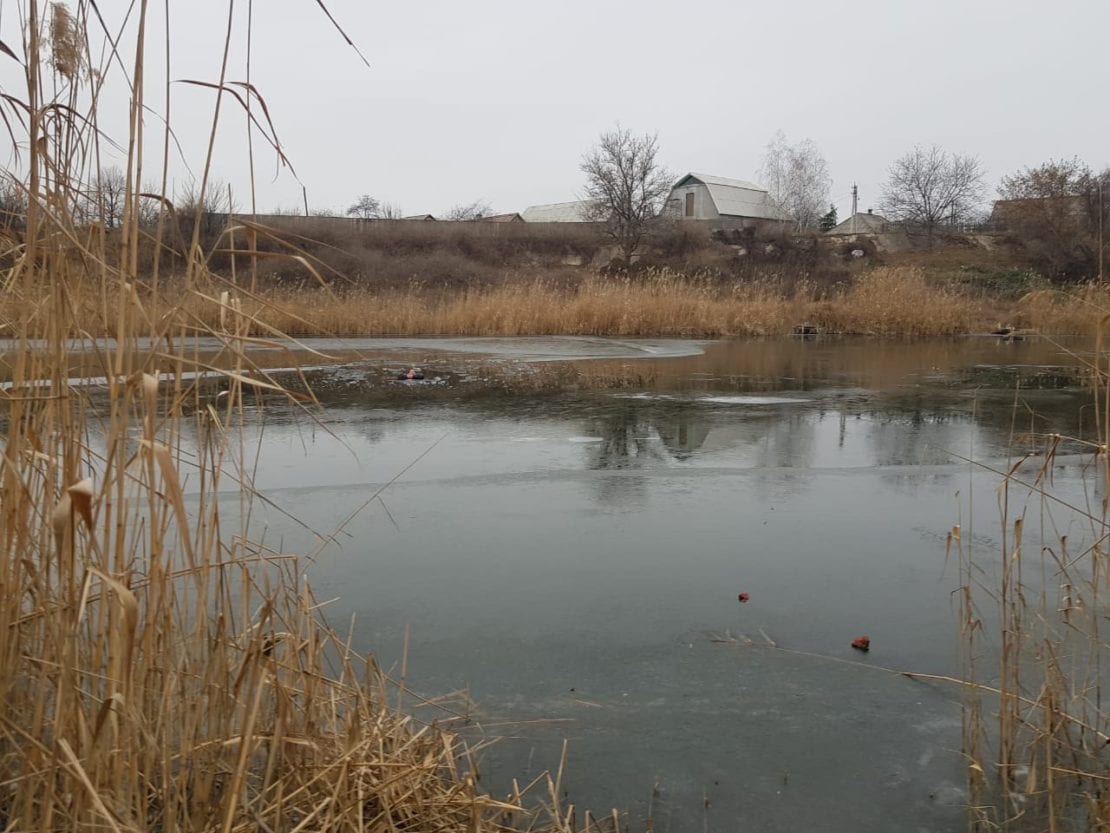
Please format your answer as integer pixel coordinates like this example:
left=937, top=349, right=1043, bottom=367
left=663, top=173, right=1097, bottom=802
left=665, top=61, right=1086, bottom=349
left=664, top=173, right=789, bottom=227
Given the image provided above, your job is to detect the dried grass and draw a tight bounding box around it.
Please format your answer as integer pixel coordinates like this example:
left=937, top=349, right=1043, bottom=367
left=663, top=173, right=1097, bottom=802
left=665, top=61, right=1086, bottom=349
left=954, top=337, right=1110, bottom=830
left=9, top=266, right=1097, bottom=340
left=0, top=3, right=588, bottom=831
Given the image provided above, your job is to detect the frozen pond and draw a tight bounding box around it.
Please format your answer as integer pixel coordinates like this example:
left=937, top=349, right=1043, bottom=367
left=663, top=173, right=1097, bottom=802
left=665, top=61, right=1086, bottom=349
left=178, top=336, right=1094, bottom=832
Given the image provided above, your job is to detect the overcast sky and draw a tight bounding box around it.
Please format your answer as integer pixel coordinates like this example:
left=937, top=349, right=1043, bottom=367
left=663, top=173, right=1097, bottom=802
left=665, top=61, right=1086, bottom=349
left=5, top=0, right=1110, bottom=219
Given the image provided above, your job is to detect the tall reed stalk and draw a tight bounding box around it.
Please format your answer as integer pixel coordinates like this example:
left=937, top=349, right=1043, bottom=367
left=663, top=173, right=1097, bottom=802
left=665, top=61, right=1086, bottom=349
left=0, top=4, right=581, bottom=830
left=956, top=321, right=1110, bottom=831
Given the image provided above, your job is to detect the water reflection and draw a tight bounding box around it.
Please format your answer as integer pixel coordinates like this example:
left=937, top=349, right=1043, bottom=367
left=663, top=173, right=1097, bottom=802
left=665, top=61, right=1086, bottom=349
left=563, top=392, right=1061, bottom=475
left=588, top=405, right=663, bottom=470
left=82, top=337, right=1097, bottom=833
left=267, top=336, right=1094, bottom=480
left=575, top=336, right=1088, bottom=395
left=655, top=415, right=710, bottom=459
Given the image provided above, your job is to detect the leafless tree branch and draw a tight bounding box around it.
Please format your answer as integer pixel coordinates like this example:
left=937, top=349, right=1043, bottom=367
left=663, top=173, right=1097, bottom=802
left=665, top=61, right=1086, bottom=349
left=759, top=131, right=831, bottom=230
left=580, top=126, right=672, bottom=265
left=881, top=145, right=985, bottom=242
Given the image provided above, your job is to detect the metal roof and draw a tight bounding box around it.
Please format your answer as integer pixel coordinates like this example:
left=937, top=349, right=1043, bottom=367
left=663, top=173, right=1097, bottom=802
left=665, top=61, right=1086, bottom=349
left=474, top=212, right=524, bottom=223
left=672, top=173, right=790, bottom=221
left=826, top=212, right=890, bottom=235
left=521, top=200, right=598, bottom=223
left=676, top=173, right=765, bottom=191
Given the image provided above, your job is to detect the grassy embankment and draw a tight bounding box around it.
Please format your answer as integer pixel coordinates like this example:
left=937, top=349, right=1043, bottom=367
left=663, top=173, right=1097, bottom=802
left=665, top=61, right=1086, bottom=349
left=7, top=168, right=1103, bottom=340
left=0, top=4, right=582, bottom=832
left=113, top=196, right=1108, bottom=339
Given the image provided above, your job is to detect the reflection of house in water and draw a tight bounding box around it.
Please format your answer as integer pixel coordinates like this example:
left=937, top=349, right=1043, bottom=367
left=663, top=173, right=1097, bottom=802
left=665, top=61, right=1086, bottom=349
left=654, top=417, right=711, bottom=459
left=582, top=395, right=1011, bottom=474
left=655, top=408, right=815, bottom=467
left=586, top=401, right=818, bottom=467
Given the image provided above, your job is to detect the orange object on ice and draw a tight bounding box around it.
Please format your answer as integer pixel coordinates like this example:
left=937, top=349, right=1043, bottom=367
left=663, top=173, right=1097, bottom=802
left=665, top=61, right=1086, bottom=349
left=851, top=635, right=871, bottom=652
left=737, top=592, right=750, bottom=603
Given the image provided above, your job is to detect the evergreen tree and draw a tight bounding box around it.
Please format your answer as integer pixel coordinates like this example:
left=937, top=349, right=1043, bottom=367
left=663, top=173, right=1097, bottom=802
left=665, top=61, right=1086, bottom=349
left=819, top=204, right=838, bottom=232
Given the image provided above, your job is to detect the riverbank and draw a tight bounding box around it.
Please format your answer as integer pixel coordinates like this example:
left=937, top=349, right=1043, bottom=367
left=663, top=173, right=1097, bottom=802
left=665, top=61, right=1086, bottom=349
left=5, top=267, right=1104, bottom=340
left=2, top=0, right=1105, bottom=826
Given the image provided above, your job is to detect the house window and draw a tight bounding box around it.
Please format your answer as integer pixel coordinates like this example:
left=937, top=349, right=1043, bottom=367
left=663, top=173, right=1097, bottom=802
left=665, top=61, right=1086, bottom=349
left=685, top=192, right=694, bottom=217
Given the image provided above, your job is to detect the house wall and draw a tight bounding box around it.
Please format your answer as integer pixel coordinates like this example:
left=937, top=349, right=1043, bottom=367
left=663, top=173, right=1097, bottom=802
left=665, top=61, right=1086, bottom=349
left=664, top=183, right=720, bottom=221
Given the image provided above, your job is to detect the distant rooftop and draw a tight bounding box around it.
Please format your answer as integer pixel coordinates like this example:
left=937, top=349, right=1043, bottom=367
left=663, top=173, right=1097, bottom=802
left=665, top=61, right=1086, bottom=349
left=472, top=212, right=524, bottom=223
left=522, top=200, right=599, bottom=223
left=826, top=211, right=890, bottom=235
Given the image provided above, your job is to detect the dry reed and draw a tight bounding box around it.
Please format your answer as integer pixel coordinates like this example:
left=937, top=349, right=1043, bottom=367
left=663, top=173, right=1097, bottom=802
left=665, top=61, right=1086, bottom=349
left=6, top=4, right=1110, bottom=831
left=9, top=267, right=1103, bottom=340
left=952, top=322, right=1110, bottom=830
left=0, top=3, right=591, bottom=831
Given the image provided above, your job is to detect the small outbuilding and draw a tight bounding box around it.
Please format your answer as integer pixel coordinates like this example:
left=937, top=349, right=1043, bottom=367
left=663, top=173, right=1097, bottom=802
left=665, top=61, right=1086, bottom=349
left=402, top=214, right=437, bottom=221
left=826, top=210, right=891, bottom=236
left=664, top=173, right=789, bottom=227
left=521, top=200, right=599, bottom=223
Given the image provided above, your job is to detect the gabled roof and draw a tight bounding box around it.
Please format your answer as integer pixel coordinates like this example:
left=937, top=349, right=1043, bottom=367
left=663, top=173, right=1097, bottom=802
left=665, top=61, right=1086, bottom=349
left=672, top=173, right=790, bottom=221
left=826, top=212, right=890, bottom=235
left=521, top=200, right=599, bottom=223
left=675, top=173, right=766, bottom=192
left=402, top=214, right=437, bottom=221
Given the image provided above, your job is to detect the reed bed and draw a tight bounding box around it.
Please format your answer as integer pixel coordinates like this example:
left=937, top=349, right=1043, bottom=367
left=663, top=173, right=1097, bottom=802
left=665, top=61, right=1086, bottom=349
left=10, top=266, right=1102, bottom=339
left=952, top=326, right=1110, bottom=831
left=6, top=2, right=1110, bottom=830
left=0, top=3, right=591, bottom=831
left=249, top=272, right=1110, bottom=338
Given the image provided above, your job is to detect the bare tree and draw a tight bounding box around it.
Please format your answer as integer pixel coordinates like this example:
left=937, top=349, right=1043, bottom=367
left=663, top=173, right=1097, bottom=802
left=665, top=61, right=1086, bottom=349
left=346, top=194, right=381, bottom=220
left=444, top=199, right=492, bottom=221
left=136, top=182, right=166, bottom=228
left=999, top=156, right=1092, bottom=200
left=881, top=145, right=985, bottom=242
left=996, top=158, right=1109, bottom=281
left=378, top=202, right=404, bottom=220
left=580, top=126, right=672, bottom=265
left=177, top=179, right=233, bottom=241
left=0, top=173, right=27, bottom=230
left=92, top=166, right=127, bottom=228
left=759, top=131, right=831, bottom=230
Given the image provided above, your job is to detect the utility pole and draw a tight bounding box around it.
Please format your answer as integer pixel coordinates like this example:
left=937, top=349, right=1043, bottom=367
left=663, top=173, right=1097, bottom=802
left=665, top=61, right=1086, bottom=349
left=850, top=184, right=858, bottom=234
left=1100, top=178, right=1105, bottom=283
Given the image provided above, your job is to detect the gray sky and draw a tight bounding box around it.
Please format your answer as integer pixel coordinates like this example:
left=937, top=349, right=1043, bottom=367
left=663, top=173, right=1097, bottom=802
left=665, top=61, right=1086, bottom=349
left=7, top=0, right=1110, bottom=219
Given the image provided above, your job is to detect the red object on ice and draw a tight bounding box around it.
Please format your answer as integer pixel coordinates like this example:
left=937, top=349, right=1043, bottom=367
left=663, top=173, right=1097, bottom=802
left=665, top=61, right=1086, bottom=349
left=851, top=635, right=871, bottom=652
left=737, top=592, right=750, bottom=603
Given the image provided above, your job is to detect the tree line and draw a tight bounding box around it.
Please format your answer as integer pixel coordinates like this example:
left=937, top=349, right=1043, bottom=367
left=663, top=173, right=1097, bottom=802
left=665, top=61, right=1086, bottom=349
left=572, top=126, right=1109, bottom=278
left=1, top=136, right=1103, bottom=284
left=0, top=168, right=239, bottom=236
